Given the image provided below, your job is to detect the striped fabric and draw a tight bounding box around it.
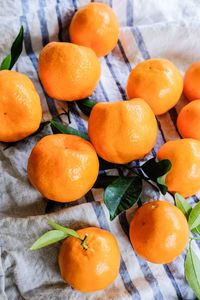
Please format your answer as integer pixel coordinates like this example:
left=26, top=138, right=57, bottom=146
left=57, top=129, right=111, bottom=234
left=0, top=0, right=200, bottom=299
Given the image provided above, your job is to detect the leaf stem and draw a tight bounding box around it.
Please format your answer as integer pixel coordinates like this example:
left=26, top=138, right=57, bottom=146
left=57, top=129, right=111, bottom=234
left=81, top=234, right=89, bottom=250
left=48, top=220, right=89, bottom=250
left=190, top=237, right=200, bottom=241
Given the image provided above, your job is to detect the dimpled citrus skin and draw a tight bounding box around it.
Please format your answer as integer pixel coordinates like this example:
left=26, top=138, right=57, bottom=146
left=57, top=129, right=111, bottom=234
left=126, top=59, right=183, bottom=115
left=88, top=99, right=158, bottom=164
left=59, top=227, right=120, bottom=292
left=184, top=61, right=200, bottom=101
left=38, top=42, right=101, bottom=101
left=177, top=100, right=200, bottom=140
left=69, top=3, right=119, bottom=57
left=0, top=70, right=42, bottom=142
left=129, top=201, right=189, bottom=264
left=157, top=139, right=200, bottom=197
left=28, top=134, right=99, bottom=202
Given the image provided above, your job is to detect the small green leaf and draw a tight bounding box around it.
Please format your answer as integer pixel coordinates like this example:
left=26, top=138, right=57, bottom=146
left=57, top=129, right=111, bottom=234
left=188, top=201, right=200, bottom=231
left=30, top=230, right=67, bottom=250
left=94, top=175, right=120, bottom=188
left=104, top=176, right=142, bottom=221
left=48, top=220, right=80, bottom=239
left=175, top=193, right=192, bottom=219
left=0, top=54, right=11, bottom=70
left=50, top=120, right=89, bottom=140
left=185, top=244, right=200, bottom=299
left=141, top=158, right=172, bottom=195
left=76, top=98, right=97, bottom=116
left=0, top=26, right=24, bottom=70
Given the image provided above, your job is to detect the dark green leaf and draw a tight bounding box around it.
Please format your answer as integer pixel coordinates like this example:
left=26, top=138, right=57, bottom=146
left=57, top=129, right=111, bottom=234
left=0, top=26, right=24, bottom=70
left=185, top=244, right=200, bottom=299
left=175, top=193, right=192, bottom=219
left=188, top=201, right=200, bottom=231
left=10, top=26, right=24, bottom=69
left=76, top=98, right=97, bottom=116
left=99, top=157, right=117, bottom=171
left=94, top=175, right=120, bottom=188
left=50, top=120, right=89, bottom=140
left=0, top=54, right=11, bottom=70
left=30, top=230, right=67, bottom=250
left=48, top=220, right=80, bottom=238
left=141, top=158, right=172, bottom=195
left=104, top=176, right=142, bottom=221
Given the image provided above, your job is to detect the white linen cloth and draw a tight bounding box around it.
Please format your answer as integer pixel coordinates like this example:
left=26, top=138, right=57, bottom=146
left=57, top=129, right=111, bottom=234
left=0, top=0, right=200, bottom=299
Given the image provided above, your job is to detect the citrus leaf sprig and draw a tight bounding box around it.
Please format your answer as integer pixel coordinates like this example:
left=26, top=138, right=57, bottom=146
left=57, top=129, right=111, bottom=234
left=30, top=220, right=88, bottom=250
left=185, top=242, right=200, bottom=300
left=0, top=26, right=24, bottom=71
left=174, top=193, right=200, bottom=299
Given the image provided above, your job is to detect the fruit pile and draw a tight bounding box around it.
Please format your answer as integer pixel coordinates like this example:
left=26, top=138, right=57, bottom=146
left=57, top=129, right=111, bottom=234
left=1, top=2, right=200, bottom=298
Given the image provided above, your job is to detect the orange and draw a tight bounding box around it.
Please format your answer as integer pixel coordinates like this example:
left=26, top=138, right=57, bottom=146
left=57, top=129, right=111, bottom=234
left=88, top=99, right=157, bottom=164
left=129, top=201, right=189, bottom=264
left=184, top=61, right=200, bottom=101
left=27, top=134, right=99, bottom=202
left=38, top=42, right=101, bottom=101
left=126, top=59, right=183, bottom=115
left=69, top=2, right=119, bottom=57
left=177, top=99, right=200, bottom=140
left=0, top=70, right=42, bottom=142
left=157, top=139, right=200, bottom=197
left=59, top=227, right=120, bottom=292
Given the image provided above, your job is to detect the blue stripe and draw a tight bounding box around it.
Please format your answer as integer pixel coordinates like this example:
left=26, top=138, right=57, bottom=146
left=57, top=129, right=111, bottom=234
left=20, top=14, right=58, bottom=117
left=126, top=0, right=134, bottom=26
left=21, top=0, right=29, bottom=13
left=98, top=81, right=110, bottom=102
left=104, top=55, right=127, bottom=99
left=37, top=5, right=49, bottom=46
left=117, top=40, right=132, bottom=72
left=55, top=0, right=63, bottom=42
left=163, top=265, right=183, bottom=300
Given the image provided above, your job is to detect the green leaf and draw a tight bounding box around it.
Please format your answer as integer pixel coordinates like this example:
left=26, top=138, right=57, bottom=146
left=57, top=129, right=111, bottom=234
left=48, top=220, right=80, bottom=238
left=185, top=244, right=200, bottom=299
left=141, top=158, right=172, bottom=195
left=50, top=120, right=89, bottom=140
left=10, top=25, right=24, bottom=69
left=188, top=201, right=200, bottom=231
left=76, top=98, right=97, bottom=116
left=175, top=193, right=192, bottom=219
left=0, top=54, right=11, bottom=70
left=0, top=26, right=24, bottom=70
left=104, top=176, right=142, bottom=221
left=94, top=175, right=120, bottom=188
left=157, top=174, right=168, bottom=195
left=193, top=225, right=200, bottom=235
left=30, top=230, right=67, bottom=250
